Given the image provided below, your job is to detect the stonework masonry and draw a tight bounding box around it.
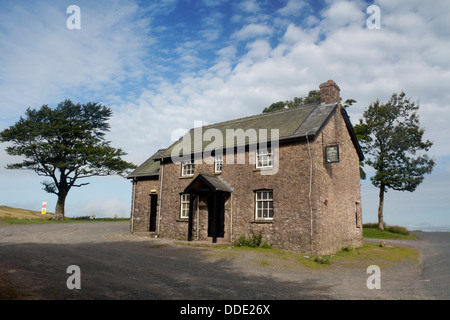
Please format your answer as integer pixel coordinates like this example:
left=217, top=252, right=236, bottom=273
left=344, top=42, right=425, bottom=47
left=129, top=80, right=363, bottom=255
left=131, top=177, right=159, bottom=234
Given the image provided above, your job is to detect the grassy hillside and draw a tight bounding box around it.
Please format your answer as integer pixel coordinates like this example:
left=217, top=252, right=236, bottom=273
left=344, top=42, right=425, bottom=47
left=0, top=205, right=54, bottom=220
left=0, top=205, right=129, bottom=224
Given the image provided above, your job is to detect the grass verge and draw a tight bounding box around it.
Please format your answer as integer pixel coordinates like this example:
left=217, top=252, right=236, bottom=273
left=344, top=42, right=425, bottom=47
left=197, top=241, right=419, bottom=270
left=363, top=223, right=418, bottom=240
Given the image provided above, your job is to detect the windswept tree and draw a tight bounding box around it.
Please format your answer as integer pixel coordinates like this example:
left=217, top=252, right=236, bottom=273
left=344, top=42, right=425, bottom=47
left=0, top=100, right=136, bottom=220
left=357, top=92, right=435, bottom=230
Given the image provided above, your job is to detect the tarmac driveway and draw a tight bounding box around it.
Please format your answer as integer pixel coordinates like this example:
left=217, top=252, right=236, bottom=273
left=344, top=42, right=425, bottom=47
left=0, top=222, right=448, bottom=301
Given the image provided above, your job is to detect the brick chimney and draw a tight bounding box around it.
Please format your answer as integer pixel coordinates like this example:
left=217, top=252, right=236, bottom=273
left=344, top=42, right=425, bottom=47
left=319, top=80, right=340, bottom=105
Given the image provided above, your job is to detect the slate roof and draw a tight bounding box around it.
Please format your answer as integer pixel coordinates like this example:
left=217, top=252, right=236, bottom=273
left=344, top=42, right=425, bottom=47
left=160, top=102, right=338, bottom=160
left=128, top=148, right=166, bottom=178
left=129, top=102, right=363, bottom=178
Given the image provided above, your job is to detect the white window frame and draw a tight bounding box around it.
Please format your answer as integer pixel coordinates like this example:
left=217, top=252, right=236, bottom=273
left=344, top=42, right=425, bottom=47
left=214, top=155, right=223, bottom=173
left=180, top=194, right=190, bottom=219
left=181, top=159, right=194, bottom=176
left=256, top=147, right=273, bottom=169
left=255, top=190, right=274, bottom=220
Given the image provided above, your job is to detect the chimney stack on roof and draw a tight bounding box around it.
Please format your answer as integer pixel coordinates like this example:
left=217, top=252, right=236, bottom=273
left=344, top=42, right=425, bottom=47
left=319, top=80, right=340, bottom=105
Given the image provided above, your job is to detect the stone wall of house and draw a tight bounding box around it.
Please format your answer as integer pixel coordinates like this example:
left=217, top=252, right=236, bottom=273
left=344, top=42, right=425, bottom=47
left=157, top=141, right=318, bottom=252
left=154, top=109, right=363, bottom=254
left=130, top=177, right=160, bottom=233
left=131, top=80, right=363, bottom=255
left=309, top=108, right=364, bottom=255
left=131, top=111, right=363, bottom=254
left=158, top=155, right=234, bottom=241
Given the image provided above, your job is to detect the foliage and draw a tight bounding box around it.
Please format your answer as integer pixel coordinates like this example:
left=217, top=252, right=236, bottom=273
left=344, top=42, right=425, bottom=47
left=385, top=225, right=411, bottom=236
left=353, top=122, right=371, bottom=180
left=262, top=90, right=358, bottom=114
left=70, top=216, right=93, bottom=220
left=314, top=256, right=330, bottom=264
left=357, top=92, right=435, bottom=229
left=363, top=223, right=411, bottom=236
left=359, top=92, right=435, bottom=192
left=262, top=90, right=321, bottom=113
left=342, top=98, right=357, bottom=109
left=363, top=223, right=417, bottom=240
left=234, top=230, right=272, bottom=249
left=0, top=100, right=136, bottom=220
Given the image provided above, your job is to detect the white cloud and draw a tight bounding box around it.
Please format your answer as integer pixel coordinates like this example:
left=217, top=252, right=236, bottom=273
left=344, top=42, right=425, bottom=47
left=238, top=0, right=261, bottom=13
left=232, top=23, right=273, bottom=41
left=0, top=0, right=153, bottom=118
left=278, top=0, right=308, bottom=17
left=319, top=0, right=365, bottom=32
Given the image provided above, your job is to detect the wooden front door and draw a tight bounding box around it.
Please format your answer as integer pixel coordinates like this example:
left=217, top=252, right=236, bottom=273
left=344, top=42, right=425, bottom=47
left=207, top=193, right=225, bottom=240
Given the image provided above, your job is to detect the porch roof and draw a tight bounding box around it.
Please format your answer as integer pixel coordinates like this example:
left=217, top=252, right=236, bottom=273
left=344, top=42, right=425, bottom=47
left=183, top=173, right=233, bottom=194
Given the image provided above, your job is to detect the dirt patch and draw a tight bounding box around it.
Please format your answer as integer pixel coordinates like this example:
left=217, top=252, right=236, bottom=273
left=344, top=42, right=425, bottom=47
left=188, top=241, right=430, bottom=300
left=198, top=241, right=419, bottom=270
left=0, top=270, right=19, bottom=300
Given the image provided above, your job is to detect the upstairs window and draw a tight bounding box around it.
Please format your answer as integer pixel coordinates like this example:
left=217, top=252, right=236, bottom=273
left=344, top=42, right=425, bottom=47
left=181, top=159, right=194, bottom=176
left=255, top=190, right=274, bottom=220
left=214, top=155, right=223, bottom=173
left=256, top=147, right=273, bottom=168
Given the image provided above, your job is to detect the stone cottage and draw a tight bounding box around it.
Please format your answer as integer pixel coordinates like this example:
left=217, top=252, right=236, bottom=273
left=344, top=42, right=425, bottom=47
left=128, top=80, right=364, bottom=255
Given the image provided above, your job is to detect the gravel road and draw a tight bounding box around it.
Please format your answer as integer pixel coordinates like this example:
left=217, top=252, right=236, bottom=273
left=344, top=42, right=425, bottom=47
left=0, top=222, right=448, bottom=301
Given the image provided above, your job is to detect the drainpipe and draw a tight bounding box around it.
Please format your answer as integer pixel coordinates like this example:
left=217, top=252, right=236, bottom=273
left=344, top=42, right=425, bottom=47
left=131, top=178, right=136, bottom=233
left=305, top=132, right=313, bottom=249
left=196, top=196, right=199, bottom=240
left=230, top=193, right=233, bottom=242
left=157, top=162, right=164, bottom=236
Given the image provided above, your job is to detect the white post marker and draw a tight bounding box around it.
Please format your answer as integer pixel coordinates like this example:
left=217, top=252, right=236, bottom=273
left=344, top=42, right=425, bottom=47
left=41, top=202, right=47, bottom=215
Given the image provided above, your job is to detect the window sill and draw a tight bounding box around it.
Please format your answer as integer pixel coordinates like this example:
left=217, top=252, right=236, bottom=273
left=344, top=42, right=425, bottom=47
left=251, top=220, right=274, bottom=224
left=253, top=167, right=274, bottom=172
left=179, top=175, right=194, bottom=179
left=176, top=218, right=189, bottom=222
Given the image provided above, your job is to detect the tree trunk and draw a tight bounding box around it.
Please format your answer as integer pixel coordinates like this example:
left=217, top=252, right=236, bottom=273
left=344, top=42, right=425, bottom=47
left=377, top=184, right=385, bottom=230
left=54, top=193, right=67, bottom=220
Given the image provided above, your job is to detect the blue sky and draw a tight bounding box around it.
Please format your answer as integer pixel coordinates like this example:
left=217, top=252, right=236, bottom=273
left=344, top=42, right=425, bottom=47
left=0, top=0, right=449, bottom=231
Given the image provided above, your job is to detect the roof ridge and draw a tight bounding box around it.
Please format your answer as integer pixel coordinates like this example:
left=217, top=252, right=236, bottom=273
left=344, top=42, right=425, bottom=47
left=191, top=102, right=320, bottom=131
